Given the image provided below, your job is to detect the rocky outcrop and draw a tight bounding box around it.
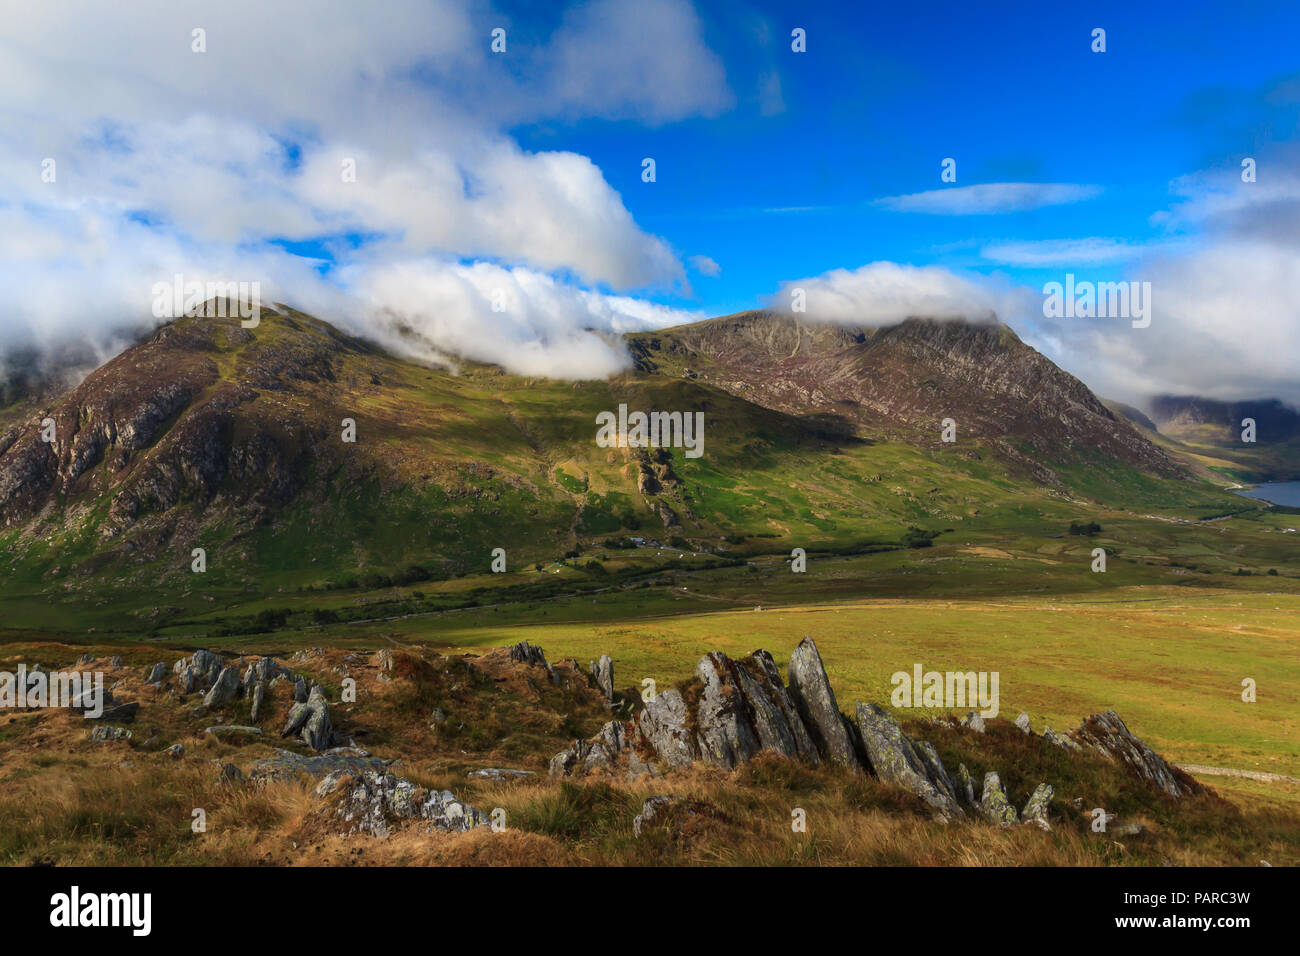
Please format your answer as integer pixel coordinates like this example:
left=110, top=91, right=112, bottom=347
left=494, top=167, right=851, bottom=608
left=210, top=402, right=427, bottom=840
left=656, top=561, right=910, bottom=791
left=1043, top=726, right=1080, bottom=751
left=249, top=748, right=389, bottom=782
left=636, top=689, right=697, bottom=769
left=633, top=795, right=681, bottom=837
left=281, top=684, right=334, bottom=751
left=592, top=654, right=615, bottom=701
left=242, top=656, right=292, bottom=694
left=978, top=772, right=1018, bottom=825
left=787, top=637, right=858, bottom=770
left=201, top=665, right=241, bottom=709
left=1020, top=783, right=1054, bottom=831
left=90, top=726, right=132, bottom=742
left=315, top=769, right=487, bottom=837
left=694, top=652, right=762, bottom=769
left=1072, top=710, right=1202, bottom=799
left=509, top=642, right=548, bottom=667
left=176, top=649, right=224, bottom=690
left=855, top=703, right=963, bottom=818
left=955, top=763, right=976, bottom=805
left=736, top=650, right=819, bottom=765
left=542, top=640, right=1197, bottom=842
left=554, top=641, right=848, bottom=778
left=509, top=641, right=559, bottom=684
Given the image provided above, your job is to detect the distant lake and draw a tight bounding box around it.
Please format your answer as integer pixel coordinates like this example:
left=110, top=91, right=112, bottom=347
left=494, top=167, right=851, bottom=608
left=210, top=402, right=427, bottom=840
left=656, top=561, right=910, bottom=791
left=1238, top=481, right=1300, bottom=507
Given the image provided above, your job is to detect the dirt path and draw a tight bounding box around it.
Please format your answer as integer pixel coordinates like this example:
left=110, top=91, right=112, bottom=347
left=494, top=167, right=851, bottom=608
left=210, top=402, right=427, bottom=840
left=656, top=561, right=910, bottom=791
left=1178, top=764, right=1300, bottom=785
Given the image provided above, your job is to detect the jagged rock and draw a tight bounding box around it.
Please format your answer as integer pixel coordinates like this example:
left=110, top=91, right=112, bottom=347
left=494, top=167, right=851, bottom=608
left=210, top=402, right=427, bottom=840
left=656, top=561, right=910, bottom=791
left=508, top=642, right=548, bottom=667
left=250, top=682, right=266, bottom=722
left=1073, top=710, right=1201, bottom=799
left=510, top=642, right=559, bottom=685
left=374, top=649, right=394, bottom=682
left=177, top=650, right=224, bottom=687
left=177, top=666, right=197, bottom=695
left=293, top=677, right=308, bottom=702
left=956, top=763, right=976, bottom=805
left=467, top=768, right=535, bottom=781
left=1021, top=782, right=1054, bottom=830
left=90, top=726, right=132, bottom=742
left=241, top=656, right=292, bottom=694
left=736, top=650, right=819, bottom=765
left=166, top=743, right=184, bottom=759
left=1015, top=712, right=1032, bottom=734
left=787, top=637, right=858, bottom=771
left=693, top=652, right=761, bottom=769
left=109, top=656, right=123, bottom=667
left=1042, top=726, right=1080, bottom=751
left=144, top=662, right=166, bottom=683
left=583, top=720, right=630, bottom=772
left=914, top=740, right=961, bottom=806
left=281, top=684, right=333, bottom=751
left=202, top=665, right=241, bottom=708
left=637, top=688, right=697, bottom=768
left=248, top=748, right=390, bottom=782
left=855, top=703, right=963, bottom=818
left=592, top=654, right=615, bottom=701
left=316, top=769, right=486, bottom=837
left=548, top=739, right=592, bottom=777
left=428, top=708, right=447, bottom=727
left=960, top=711, right=985, bottom=732
left=978, top=772, right=1018, bottom=825
left=219, top=763, right=244, bottom=783
left=633, top=794, right=684, bottom=837
left=76, top=653, right=94, bottom=666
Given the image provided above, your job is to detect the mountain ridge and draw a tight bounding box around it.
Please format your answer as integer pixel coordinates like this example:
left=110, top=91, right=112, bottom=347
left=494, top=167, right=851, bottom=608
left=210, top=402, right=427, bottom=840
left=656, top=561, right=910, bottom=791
left=0, top=305, right=1240, bottom=604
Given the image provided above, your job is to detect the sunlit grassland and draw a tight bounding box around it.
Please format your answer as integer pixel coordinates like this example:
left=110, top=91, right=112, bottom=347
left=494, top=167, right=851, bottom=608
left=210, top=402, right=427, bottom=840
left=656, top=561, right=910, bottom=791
left=408, top=587, right=1300, bottom=784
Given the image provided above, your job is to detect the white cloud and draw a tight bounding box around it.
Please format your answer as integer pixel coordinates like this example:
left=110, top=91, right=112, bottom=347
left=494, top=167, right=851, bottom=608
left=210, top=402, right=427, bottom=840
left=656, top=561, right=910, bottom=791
left=543, top=0, right=732, bottom=123
left=771, top=262, right=1008, bottom=325
left=0, top=0, right=725, bottom=378
left=980, top=238, right=1145, bottom=266
left=877, top=183, right=1102, bottom=215
left=345, top=260, right=701, bottom=379
left=689, top=255, right=722, bottom=277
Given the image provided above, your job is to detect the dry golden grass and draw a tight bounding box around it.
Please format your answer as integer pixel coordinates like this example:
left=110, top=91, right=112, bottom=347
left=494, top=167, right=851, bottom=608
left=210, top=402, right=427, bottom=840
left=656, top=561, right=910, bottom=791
left=0, top=643, right=1295, bottom=867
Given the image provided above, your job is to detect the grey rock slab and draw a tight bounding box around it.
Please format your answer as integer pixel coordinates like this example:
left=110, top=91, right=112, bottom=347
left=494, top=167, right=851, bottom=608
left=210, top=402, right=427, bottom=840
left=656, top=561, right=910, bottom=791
left=693, top=652, right=761, bottom=769
left=1073, top=710, right=1200, bottom=799
left=202, top=666, right=241, bottom=709
left=637, top=688, right=697, bottom=768
left=787, top=637, right=858, bottom=771
left=978, top=772, right=1019, bottom=826
left=1020, top=782, right=1054, bottom=830
left=854, top=702, right=964, bottom=818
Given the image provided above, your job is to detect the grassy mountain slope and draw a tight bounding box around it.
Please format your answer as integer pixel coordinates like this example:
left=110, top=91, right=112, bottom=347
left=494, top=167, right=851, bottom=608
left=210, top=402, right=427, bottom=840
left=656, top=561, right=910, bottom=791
left=0, top=306, right=1270, bottom=636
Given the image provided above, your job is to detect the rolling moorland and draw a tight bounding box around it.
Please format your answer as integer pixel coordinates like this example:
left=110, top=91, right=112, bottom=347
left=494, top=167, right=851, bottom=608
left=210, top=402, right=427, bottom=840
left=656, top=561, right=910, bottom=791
left=0, top=304, right=1295, bottom=865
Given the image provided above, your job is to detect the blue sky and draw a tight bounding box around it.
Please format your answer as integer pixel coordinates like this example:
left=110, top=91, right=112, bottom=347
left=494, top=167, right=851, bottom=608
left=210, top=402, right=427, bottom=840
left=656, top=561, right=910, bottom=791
left=508, top=0, right=1300, bottom=315
left=2, top=0, right=1297, bottom=400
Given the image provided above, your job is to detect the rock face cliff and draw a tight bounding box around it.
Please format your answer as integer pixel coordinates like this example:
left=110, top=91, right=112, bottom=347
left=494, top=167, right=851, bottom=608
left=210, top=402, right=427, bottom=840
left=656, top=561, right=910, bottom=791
left=628, top=310, right=1183, bottom=483
left=0, top=308, right=381, bottom=540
